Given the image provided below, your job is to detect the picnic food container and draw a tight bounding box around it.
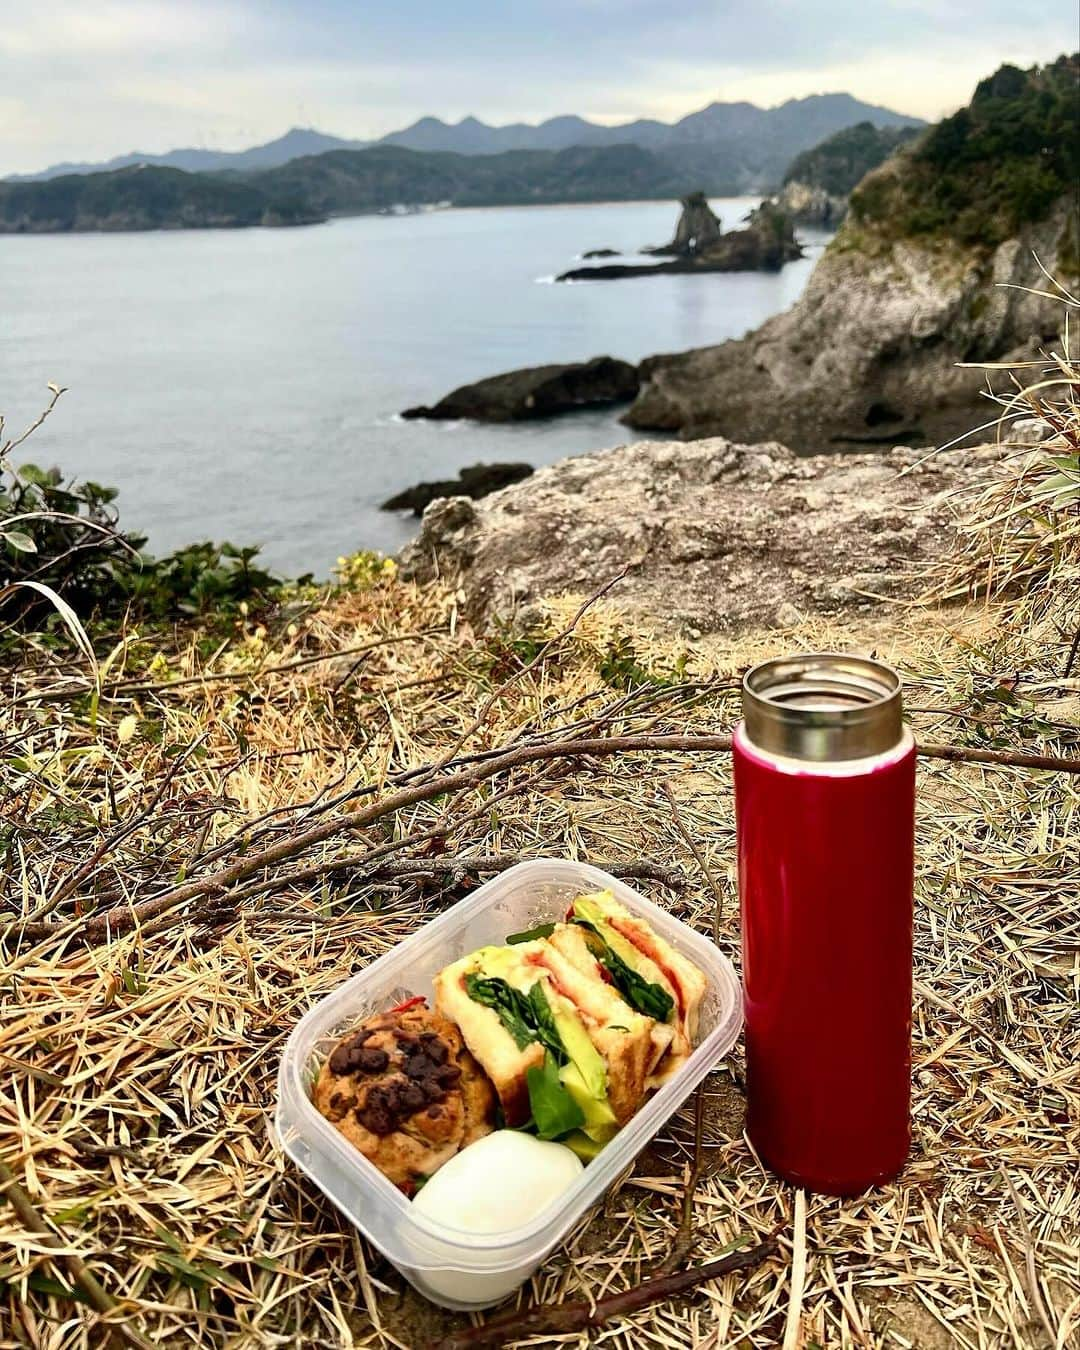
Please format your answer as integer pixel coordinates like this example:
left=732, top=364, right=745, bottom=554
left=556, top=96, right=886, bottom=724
left=275, top=859, right=742, bottom=1309
left=733, top=654, right=915, bottom=1196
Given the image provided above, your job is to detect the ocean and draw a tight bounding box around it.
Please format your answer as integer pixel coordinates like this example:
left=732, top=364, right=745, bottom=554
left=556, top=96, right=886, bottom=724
left=1, top=200, right=829, bottom=576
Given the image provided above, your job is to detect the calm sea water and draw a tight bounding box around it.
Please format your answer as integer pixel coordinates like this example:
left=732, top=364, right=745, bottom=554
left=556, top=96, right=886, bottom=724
left=1, top=201, right=828, bottom=575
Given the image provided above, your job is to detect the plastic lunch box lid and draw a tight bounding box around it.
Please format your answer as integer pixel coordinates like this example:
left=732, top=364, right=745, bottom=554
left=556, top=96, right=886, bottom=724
left=275, top=859, right=742, bottom=1273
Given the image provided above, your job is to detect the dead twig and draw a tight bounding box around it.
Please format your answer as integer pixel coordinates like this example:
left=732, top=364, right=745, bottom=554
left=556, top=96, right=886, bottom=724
left=662, top=779, right=726, bottom=942
left=413, top=565, right=631, bottom=784
left=11, top=629, right=444, bottom=704
left=10, top=730, right=1078, bottom=946
left=28, top=734, right=209, bottom=922
left=654, top=1084, right=707, bottom=1275
left=430, top=1235, right=778, bottom=1349
left=287, top=853, right=685, bottom=888
left=1002, top=1169, right=1058, bottom=1346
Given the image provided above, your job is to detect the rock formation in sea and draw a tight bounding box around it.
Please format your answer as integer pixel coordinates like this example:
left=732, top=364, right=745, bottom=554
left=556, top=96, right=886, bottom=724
left=558, top=200, right=802, bottom=281
left=646, top=191, right=724, bottom=256
left=400, top=435, right=1000, bottom=634
left=382, top=462, right=533, bottom=515
left=401, top=356, right=639, bottom=422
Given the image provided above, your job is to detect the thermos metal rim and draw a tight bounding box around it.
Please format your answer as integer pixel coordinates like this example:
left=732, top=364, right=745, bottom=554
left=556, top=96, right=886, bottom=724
left=741, top=653, right=904, bottom=761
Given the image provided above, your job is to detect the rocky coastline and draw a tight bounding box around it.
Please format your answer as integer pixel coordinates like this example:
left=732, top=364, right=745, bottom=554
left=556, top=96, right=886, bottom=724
left=401, top=356, right=639, bottom=422
left=773, top=179, right=848, bottom=228
left=400, top=435, right=1001, bottom=634
left=623, top=194, right=1076, bottom=450
left=381, top=462, right=533, bottom=515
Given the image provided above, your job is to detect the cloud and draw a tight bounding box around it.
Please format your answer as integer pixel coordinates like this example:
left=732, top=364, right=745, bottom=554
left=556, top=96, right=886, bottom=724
left=0, top=0, right=1075, bottom=173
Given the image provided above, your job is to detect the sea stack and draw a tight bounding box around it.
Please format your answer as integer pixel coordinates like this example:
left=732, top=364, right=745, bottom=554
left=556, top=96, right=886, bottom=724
left=649, top=191, right=724, bottom=256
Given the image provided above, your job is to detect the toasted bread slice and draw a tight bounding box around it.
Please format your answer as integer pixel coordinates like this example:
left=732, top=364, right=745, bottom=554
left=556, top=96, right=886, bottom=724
left=517, top=938, right=654, bottom=1125
left=547, top=923, right=675, bottom=1081
left=433, top=954, right=543, bottom=1126
left=599, top=899, right=707, bottom=1043
left=566, top=892, right=709, bottom=1086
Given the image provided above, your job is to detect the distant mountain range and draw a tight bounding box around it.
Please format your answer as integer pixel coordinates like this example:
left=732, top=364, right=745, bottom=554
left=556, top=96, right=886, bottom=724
left=7, top=93, right=923, bottom=185
left=5, top=128, right=371, bottom=181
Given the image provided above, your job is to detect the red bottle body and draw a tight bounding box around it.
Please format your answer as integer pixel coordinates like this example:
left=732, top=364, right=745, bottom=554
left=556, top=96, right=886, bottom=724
left=733, top=723, right=915, bottom=1195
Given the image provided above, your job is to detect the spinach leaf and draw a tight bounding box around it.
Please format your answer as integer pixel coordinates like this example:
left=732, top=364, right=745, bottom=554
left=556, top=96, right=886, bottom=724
left=527, top=980, right=567, bottom=1064
left=463, top=973, right=569, bottom=1062
left=601, top=947, right=675, bottom=1021
left=572, top=920, right=675, bottom=1022
left=463, top=974, right=536, bottom=1050
left=506, top=922, right=556, bottom=945
left=526, top=1051, right=586, bottom=1140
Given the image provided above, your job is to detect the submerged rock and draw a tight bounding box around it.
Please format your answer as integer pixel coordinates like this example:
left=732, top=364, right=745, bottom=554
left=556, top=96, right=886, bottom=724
left=399, top=435, right=1001, bottom=633
left=401, top=357, right=639, bottom=423
left=382, top=462, right=533, bottom=515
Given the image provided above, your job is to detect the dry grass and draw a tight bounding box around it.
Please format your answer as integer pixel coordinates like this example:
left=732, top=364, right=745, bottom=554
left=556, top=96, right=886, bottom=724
left=2, top=551, right=1078, bottom=1349
left=931, top=285, right=1080, bottom=655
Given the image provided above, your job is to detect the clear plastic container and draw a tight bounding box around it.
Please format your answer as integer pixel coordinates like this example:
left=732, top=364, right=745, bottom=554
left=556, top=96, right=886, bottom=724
left=274, top=859, right=742, bottom=1309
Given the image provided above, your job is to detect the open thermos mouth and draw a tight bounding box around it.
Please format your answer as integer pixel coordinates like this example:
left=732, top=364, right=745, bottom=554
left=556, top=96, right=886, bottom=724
left=741, top=653, right=904, bottom=761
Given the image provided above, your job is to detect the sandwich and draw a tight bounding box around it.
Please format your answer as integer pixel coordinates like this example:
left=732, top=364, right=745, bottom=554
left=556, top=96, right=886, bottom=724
left=433, top=938, right=653, bottom=1144
left=551, top=890, right=708, bottom=1086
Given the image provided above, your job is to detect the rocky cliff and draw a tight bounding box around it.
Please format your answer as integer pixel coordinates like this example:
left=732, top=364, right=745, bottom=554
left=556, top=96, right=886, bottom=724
left=623, top=57, right=1079, bottom=450
left=775, top=121, right=919, bottom=227
left=400, top=436, right=1000, bottom=634
left=773, top=179, right=848, bottom=229
left=624, top=196, right=1076, bottom=449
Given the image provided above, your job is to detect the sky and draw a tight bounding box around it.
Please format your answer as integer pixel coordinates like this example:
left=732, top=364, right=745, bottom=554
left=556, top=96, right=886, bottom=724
left=0, top=0, right=1076, bottom=174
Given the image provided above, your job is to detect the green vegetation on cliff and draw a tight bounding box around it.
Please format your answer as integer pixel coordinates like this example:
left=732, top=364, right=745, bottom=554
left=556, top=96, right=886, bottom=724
left=849, top=54, right=1079, bottom=248
left=782, top=122, right=918, bottom=196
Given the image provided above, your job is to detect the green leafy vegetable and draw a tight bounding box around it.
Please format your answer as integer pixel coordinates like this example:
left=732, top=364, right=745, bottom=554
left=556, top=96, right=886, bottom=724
left=573, top=920, right=675, bottom=1022
left=600, top=947, right=675, bottom=1022
left=463, top=974, right=536, bottom=1050
left=506, top=922, right=556, bottom=945
left=463, top=973, right=567, bottom=1061
left=526, top=980, right=566, bottom=1063
left=526, top=1051, right=586, bottom=1140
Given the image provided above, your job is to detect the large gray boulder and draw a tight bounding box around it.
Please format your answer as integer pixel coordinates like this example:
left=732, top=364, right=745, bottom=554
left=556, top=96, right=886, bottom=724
left=401, top=357, right=639, bottom=422
left=399, top=435, right=999, bottom=634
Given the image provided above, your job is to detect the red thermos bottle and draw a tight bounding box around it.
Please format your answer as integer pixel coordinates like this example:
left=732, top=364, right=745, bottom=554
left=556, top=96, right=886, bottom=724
left=733, top=654, right=915, bottom=1196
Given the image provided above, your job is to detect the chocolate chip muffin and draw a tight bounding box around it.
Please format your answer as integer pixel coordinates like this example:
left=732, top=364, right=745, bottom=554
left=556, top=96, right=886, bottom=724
left=313, top=1003, right=494, bottom=1194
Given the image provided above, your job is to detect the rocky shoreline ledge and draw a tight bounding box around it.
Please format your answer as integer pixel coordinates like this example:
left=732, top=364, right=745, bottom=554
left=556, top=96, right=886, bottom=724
left=400, top=435, right=1001, bottom=634
left=402, top=356, right=639, bottom=422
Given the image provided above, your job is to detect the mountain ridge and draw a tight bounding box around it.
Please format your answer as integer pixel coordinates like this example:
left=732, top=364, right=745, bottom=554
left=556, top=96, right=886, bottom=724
left=7, top=92, right=922, bottom=182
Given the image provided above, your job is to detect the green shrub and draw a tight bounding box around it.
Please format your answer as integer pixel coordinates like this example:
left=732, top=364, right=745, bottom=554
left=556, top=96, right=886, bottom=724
left=850, top=54, right=1079, bottom=250
left=1, top=461, right=286, bottom=637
